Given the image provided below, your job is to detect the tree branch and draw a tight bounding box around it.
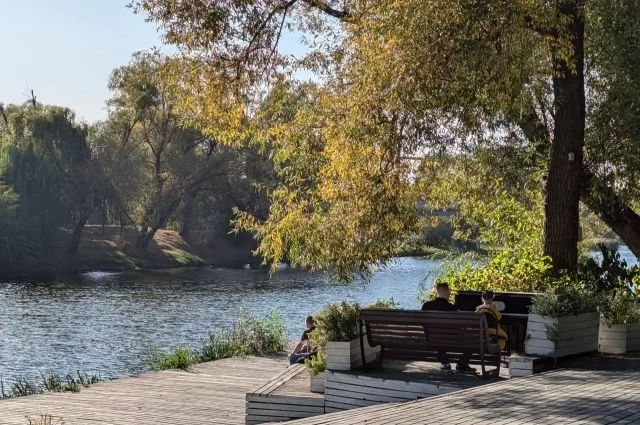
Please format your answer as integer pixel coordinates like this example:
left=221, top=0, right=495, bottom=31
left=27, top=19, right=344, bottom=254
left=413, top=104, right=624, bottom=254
left=302, top=0, right=351, bottom=19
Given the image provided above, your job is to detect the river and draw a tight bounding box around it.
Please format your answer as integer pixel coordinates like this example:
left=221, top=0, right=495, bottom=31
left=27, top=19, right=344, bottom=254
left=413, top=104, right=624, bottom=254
left=0, top=256, right=437, bottom=381
left=0, top=248, right=636, bottom=382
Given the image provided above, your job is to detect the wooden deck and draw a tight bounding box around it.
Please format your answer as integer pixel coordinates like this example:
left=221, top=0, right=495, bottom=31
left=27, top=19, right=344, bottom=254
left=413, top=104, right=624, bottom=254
left=0, top=356, right=288, bottom=425
left=246, top=364, right=324, bottom=424
left=278, top=369, right=640, bottom=424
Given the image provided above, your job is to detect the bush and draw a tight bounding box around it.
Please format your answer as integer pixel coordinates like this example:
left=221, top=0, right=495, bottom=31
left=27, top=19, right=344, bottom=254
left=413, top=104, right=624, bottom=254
left=304, top=352, right=327, bottom=376
left=304, top=299, right=397, bottom=375
left=600, top=290, right=640, bottom=326
left=530, top=278, right=601, bottom=317
left=578, top=245, right=639, bottom=293
left=309, top=301, right=361, bottom=350
left=418, top=249, right=552, bottom=303
left=147, top=346, right=194, bottom=370
left=148, top=310, right=285, bottom=371
left=367, top=298, right=401, bottom=309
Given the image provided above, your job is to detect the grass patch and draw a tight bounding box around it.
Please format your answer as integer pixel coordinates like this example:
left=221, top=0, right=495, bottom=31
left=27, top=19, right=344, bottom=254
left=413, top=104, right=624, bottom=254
left=147, top=309, right=285, bottom=371
left=0, top=371, right=102, bottom=400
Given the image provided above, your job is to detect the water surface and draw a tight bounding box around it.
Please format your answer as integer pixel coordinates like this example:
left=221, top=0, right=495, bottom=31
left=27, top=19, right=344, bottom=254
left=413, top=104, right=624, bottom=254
left=0, top=257, right=435, bottom=380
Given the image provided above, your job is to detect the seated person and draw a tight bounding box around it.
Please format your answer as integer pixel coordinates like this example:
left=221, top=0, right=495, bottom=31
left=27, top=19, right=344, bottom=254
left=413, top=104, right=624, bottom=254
left=422, top=283, right=476, bottom=373
left=475, top=290, right=508, bottom=351
left=288, top=316, right=316, bottom=365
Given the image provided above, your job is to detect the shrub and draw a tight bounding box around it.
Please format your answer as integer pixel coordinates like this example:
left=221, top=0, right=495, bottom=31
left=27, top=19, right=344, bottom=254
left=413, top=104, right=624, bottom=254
left=578, top=245, right=639, bottom=293
left=530, top=278, right=601, bottom=317
left=304, top=352, right=327, bottom=376
left=600, top=290, right=640, bottom=326
left=418, top=249, right=552, bottom=303
left=304, top=299, right=397, bottom=376
left=309, top=301, right=361, bottom=351
left=147, top=346, right=194, bottom=370
left=367, top=298, right=401, bottom=309
left=148, top=310, right=285, bottom=371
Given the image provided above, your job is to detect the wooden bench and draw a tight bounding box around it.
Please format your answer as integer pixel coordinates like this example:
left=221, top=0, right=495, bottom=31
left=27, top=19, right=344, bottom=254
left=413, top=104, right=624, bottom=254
left=359, top=309, right=501, bottom=379
left=455, top=291, right=538, bottom=354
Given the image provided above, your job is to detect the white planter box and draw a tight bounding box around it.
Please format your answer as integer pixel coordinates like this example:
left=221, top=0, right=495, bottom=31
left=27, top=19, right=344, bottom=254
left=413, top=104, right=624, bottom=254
left=309, top=371, right=325, bottom=393
left=599, top=322, right=640, bottom=354
left=326, top=336, right=380, bottom=371
left=525, top=312, right=599, bottom=357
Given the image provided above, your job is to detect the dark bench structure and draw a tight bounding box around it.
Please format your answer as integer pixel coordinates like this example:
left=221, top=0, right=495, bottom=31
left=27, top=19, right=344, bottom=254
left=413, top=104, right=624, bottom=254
left=359, top=309, right=501, bottom=379
left=455, top=291, right=538, bottom=354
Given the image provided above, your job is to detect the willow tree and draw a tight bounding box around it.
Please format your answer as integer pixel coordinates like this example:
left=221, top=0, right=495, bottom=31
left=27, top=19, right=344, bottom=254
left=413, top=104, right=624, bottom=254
left=131, top=0, right=640, bottom=275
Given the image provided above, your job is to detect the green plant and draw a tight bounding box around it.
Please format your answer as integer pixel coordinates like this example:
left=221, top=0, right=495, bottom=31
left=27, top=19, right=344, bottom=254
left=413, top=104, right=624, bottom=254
left=26, top=415, right=64, bottom=425
left=600, top=290, right=640, bottom=326
left=9, top=376, right=42, bottom=397
left=578, top=245, right=639, bottom=293
left=147, top=346, right=194, bottom=370
left=367, top=298, right=400, bottom=309
left=418, top=249, right=553, bottom=303
left=148, top=310, right=285, bottom=370
left=304, top=352, right=327, bottom=375
left=417, top=251, right=480, bottom=303
left=309, top=301, right=361, bottom=351
left=530, top=279, right=600, bottom=317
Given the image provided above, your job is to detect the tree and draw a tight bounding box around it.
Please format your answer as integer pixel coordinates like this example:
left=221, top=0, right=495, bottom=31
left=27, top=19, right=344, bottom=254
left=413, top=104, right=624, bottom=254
left=131, top=0, right=640, bottom=276
left=0, top=103, right=115, bottom=255
left=107, top=53, right=235, bottom=249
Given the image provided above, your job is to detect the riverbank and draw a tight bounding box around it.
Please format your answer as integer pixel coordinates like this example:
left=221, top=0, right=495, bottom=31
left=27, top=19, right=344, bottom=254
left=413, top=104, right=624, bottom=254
left=1, top=226, right=456, bottom=280
left=1, top=227, right=264, bottom=279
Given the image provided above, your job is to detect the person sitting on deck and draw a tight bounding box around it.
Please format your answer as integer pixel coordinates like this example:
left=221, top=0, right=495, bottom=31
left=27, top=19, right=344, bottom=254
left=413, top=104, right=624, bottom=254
left=421, top=283, right=476, bottom=373
left=288, top=316, right=316, bottom=365
left=475, top=290, right=508, bottom=351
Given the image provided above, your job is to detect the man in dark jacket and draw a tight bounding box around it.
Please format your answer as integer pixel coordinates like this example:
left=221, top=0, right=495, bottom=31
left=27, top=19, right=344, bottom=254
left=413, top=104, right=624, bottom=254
left=422, top=283, right=476, bottom=373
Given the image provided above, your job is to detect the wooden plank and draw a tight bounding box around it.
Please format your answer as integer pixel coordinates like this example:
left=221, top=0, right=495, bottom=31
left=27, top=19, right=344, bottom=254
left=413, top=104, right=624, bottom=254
left=0, top=356, right=288, bottom=425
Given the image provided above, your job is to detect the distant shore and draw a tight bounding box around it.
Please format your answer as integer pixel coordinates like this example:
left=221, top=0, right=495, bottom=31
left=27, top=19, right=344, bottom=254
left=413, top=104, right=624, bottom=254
left=0, top=227, right=263, bottom=280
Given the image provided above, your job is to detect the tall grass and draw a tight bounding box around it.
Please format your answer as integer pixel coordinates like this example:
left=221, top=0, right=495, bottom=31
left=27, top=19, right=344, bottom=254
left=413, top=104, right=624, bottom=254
left=0, top=371, right=101, bottom=400
left=147, top=309, right=285, bottom=371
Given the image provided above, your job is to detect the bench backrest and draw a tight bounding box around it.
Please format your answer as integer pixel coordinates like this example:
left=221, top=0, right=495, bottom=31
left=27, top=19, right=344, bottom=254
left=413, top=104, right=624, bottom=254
left=455, top=291, right=537, bottom=315
left=360, top=309, right=495, bottom=360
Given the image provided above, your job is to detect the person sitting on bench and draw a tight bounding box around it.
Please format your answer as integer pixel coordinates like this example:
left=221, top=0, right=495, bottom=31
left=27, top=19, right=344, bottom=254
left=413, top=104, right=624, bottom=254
left=476, top=290, right=508, bottom=351
left=288, top=316, right=316, bottom=365
left=421, top=283, right=476, bottom=373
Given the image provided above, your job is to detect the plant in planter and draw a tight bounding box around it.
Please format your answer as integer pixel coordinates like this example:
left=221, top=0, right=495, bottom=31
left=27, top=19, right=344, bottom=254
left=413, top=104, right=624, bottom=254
left=598, top=290, right=640, bottom=354
left=305, top=353, right=327, bottom=393
left=306, top=300, right=392, bottom=375
left=526, top=283, right=601, bottom=358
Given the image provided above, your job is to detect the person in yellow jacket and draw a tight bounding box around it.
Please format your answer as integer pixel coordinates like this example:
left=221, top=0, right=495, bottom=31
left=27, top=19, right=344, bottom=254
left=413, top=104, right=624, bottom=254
left=475, top=290, right=508, bottom=351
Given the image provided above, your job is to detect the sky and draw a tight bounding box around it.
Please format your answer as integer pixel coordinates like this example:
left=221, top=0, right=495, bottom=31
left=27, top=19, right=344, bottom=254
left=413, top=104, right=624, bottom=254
left=0, top=1, right=307, bottom=123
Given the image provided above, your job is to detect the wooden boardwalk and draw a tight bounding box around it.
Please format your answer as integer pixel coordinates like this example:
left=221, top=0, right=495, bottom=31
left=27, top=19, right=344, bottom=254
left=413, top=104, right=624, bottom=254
left=279, top=369, right=640, bottom=424
left=0, top=356, right=287, bottom=425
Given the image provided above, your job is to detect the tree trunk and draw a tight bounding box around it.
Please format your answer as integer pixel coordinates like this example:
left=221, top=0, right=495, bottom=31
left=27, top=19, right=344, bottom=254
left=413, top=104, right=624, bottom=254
left=581, top=170, right=640, bottom=259
left=68, top=213, right=90, bottom=255
left=544, top=2, right=586, bottom=273
left=137, top=197, right=183, bottom=250
left=180, top=192, right=195, bottom=240
left=137, top=224, right=150, bottom=249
